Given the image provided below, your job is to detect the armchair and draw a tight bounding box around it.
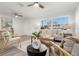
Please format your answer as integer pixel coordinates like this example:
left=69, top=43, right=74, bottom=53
left=0, top=30, right=21, bottom=53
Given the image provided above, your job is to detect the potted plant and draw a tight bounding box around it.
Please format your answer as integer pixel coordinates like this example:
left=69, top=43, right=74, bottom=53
left=31, top=31, right=41, bottom=50
left=32, top=32, right=40, bottom=39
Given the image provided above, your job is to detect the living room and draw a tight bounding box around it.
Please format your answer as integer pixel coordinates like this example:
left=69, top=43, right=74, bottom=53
left=0, top=2, right=79, bottom=56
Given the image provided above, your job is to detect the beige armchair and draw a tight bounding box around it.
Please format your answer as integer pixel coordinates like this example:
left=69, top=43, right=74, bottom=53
left=0, top=30, right=21, bottom=53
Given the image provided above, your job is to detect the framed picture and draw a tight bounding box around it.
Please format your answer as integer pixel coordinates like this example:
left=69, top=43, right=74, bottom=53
left=1, top=16, right=13, bottom=30
left=1, top=16, right=13, bottom=29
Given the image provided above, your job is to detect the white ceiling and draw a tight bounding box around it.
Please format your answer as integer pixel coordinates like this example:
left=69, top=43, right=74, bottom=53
left=0, top=2, right=78, bottom=19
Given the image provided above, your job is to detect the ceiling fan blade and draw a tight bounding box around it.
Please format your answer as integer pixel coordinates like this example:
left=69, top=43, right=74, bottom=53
left=14, top=12, right=18, bottom=15
left=39, top=4, right=44, bottom=8
left=14, top=12, right=23, bottom=17
left=18, top=15, right=23, bottom=17
left=27, top=3, right=34, bottom=7
left=34, top=2, right=38, bottom=4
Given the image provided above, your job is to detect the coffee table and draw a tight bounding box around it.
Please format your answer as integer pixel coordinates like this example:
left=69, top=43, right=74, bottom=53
left=27, top=44, right=47, bottom=56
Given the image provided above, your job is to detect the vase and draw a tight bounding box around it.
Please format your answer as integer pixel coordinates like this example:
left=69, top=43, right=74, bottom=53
left=32, top=39, right=41, bottom=50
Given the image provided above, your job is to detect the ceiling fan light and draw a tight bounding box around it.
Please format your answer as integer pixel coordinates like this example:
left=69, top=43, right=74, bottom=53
left=34, top=3, right=39, bottom=7
left=15, top=15, right=18, bottom=18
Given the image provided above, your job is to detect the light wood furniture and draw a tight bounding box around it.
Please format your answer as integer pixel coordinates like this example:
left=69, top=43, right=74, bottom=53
left=50, top=41, right=71, bottom=56
left=0, top=37, right=21, bottom=52
left=40, top=38, right=71, bottom=56
left=69, top=36, right=79, bottom=43
left=0, top=30, right=22, bottom=53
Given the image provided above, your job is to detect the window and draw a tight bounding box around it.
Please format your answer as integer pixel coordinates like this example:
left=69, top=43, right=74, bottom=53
left=41, top=16, right=68, bottom=29
left=53, top=16, right=68, bottom=25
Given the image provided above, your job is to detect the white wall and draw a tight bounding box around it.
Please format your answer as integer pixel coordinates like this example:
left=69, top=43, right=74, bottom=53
left=23, top=19, right=41, bottom=35
left=68, top=12, right=75, bottom=34
left=23, top=19, right=30, bottom=35
left=13, top=17, right=24, bottom=35
left=75, top=6, right=79, bottom=36
left=0, top=16, right=1, bottom=30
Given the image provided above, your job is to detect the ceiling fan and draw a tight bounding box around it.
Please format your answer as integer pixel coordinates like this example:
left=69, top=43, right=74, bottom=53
left=27, top=2, right=44, bottom=9
left=13, top=12, right=23, bottom=17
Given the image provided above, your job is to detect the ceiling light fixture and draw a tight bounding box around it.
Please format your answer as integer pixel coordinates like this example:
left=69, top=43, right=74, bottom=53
left=34, top=3, right=39, bottom=7
left=15, top=15, right=18, bottom=18
left=27, top=2, right=44, bottom=9
left=13, top=12, right=23, bottom=18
